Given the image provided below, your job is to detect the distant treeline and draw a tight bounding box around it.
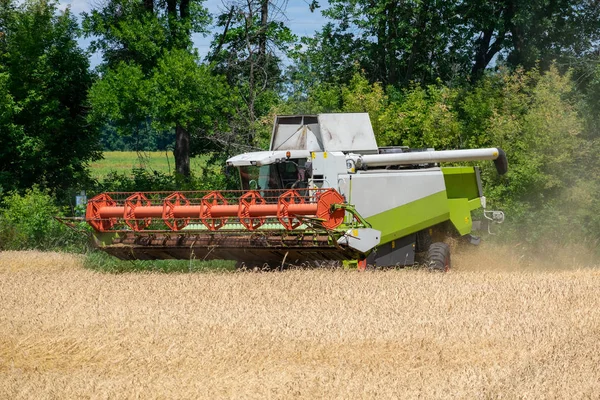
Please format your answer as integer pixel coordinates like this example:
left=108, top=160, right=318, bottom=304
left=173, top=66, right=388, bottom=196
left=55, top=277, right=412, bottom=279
left=100, top=127, right=174, bottom=152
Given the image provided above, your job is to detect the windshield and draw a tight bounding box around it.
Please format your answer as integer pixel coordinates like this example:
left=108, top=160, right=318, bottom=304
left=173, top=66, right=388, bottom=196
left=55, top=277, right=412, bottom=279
left=239, top=159, right=307, bottom=191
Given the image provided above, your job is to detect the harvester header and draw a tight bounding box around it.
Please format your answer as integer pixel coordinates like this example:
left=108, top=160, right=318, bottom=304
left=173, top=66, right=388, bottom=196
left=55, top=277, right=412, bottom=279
left=84, top=113, right=507, bottom=270
left=86, top=188, right=346, bottom=233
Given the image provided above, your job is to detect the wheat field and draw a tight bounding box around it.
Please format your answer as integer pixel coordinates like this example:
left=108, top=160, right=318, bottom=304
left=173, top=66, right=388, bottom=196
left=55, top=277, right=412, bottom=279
left=1, top=247, right=600, bottom=399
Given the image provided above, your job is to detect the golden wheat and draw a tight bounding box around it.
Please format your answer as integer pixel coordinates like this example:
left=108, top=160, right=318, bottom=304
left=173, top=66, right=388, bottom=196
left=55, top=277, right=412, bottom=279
left=1, top=247, right=599, bottom=399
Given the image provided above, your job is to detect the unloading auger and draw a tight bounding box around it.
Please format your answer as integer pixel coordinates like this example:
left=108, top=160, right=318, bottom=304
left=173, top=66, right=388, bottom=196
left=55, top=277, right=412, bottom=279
left=85, top=113, right=507, bottom=270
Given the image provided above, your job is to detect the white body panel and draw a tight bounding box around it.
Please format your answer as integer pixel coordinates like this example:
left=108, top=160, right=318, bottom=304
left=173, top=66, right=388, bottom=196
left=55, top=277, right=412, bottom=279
left=358, top=148, right=501, bottom=167
left=338, top=228, right=381, bottom=252
left=310, top=151, right=347, bottom=189
left=226, top=150, right=311, bottom=167
left=317, top=113, right=379, bottom=154
left=269, top=113, right=379, bottom=154
left=337, top=169, right=447, bottom=218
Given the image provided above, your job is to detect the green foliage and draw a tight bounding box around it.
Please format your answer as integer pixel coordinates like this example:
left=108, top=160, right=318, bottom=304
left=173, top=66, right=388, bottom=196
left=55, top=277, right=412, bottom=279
left=88, top=50, right=235, bottom=175
left=91, top=162, right=238, bottom=194
left=468, top=67, right=595, bottom=244
left=88, top=62, right=152, bottom=135
left=580, top=62, right=600, bottom=139
left=0, top=187, right=88, bottom=251
left=84, top=5, right=168, bottom=72
left=341, top=73, right=388, bottom=137
left=0, top=0, right=101, bottom=198
left=0, top=72, right=23, bottom=195
left=151, top=49, right=233, bottom=136
left=305, top=83, right=343, bottom=113
left=291, top=0, right=469, bottom=87
left=379, top=83, right=462, bottom=149
left=287, top=23, right=361, bottom=93
left=292, top=0, right=600, bottom=88
left=89, top=50, right=232, bottom=139
left=83, top=250, right=236, bottom=273
left=83, top=0, right=210, bottom=72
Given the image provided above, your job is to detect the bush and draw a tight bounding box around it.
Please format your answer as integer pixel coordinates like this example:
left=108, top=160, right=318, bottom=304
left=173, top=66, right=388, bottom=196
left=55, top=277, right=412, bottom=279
left=90, top=157, right=239, bottom=195
left=474, top=67, right=597, bottom=246
left=83, top=250, right=236, bottom=273
left=0, top=187, right=88, bottom=251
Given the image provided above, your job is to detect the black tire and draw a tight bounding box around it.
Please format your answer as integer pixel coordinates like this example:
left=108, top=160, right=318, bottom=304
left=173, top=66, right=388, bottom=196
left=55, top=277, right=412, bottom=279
left=415, top=229, right=432, bottom=253
left=427, top=242, right=451, bottom=272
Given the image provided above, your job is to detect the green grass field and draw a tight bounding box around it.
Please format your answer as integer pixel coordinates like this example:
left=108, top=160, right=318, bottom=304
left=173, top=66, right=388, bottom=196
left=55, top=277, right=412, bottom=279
left=90, top=151, right=212, bottom=179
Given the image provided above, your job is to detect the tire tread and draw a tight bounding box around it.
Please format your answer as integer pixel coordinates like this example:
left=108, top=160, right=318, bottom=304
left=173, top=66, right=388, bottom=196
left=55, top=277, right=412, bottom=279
left=428, top=242, right=451, bottom=272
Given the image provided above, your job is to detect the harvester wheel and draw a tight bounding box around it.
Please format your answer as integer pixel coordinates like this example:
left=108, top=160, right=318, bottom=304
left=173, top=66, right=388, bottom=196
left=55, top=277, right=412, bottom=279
left=415, top=229, right=432, bottom=253
left=427, top=242, right=451, bottom=272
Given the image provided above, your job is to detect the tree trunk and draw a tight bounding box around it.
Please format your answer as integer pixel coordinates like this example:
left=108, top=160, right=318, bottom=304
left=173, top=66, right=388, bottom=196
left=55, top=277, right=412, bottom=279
left=213, top=6, right=235, bottom=57
left=469, top=4, right=512, bottom=84
left=376, top=6, right=387, bottom=84
left=180, top=0, right=189, bottom=19
left=386, top=2, right=398, bottom=85
left=259, top=0, right=268, bottom=57
left=405, top=1, right=430, bottom=85
left=143, top=0, right=153, bottom=13
left=470, top=28, right=504, bottom=83
left=174, top=124, right=190, bottom=177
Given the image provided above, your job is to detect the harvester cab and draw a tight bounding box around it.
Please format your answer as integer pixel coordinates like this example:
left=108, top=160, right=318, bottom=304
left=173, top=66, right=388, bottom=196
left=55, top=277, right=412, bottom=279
left=84, top=113, right=507, bottom=270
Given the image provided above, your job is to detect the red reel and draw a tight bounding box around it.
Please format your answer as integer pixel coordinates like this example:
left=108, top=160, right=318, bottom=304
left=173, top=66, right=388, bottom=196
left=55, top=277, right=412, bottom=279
left=315, top=189, right=345, bottom=229
left=277, top=189, right=305, bottom=230
left=162, top=192, right=190, bottom=231
left=238, top=191, right=266, bottom=230
left=86, top=193, right=117, bottom=232
left=200, top=191, right=228, bottom=231
left=124, top=193, right=152, bottom=231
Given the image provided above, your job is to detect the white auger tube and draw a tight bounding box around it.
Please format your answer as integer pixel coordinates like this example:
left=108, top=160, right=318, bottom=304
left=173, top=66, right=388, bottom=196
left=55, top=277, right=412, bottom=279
left=352, top=148, right=508, bottom=175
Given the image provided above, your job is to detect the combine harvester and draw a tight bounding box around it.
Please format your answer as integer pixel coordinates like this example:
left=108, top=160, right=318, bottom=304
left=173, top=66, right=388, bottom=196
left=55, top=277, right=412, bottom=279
left=86, top=113, right=507, bottom=270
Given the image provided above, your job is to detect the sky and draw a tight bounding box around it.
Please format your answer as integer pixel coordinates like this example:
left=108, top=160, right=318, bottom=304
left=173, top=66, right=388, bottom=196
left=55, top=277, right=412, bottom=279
left=54, top=0, right=330, bottom=67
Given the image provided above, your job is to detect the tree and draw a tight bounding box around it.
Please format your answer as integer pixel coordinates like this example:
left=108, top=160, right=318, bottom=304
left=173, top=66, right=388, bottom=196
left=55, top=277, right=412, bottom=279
left=0, top=0, right=100, bottom=197
left=83, top=0, right=210, bottom=72
left=208, top=0, right=296, bottom=147
left=0, top=73, right=23, bottom=194
left=293, top=0, right=600, bottom=88
left=88, top=50, right=233, bottom=176
left=84, top=0, right=217, bottom=176
left=295, top=0, right=467, bottom=87
left=469, top=66, right=594, bottom=242
left=151, top=50, right=233, bottom=175
left=286, top=23, right=360, bottom=100
left=464, top=0, right=600, bottom=82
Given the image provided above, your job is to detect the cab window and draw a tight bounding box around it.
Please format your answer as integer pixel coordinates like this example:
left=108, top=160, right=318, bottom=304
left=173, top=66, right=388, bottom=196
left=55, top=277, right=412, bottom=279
left=238, top=159, right=306, bottom=191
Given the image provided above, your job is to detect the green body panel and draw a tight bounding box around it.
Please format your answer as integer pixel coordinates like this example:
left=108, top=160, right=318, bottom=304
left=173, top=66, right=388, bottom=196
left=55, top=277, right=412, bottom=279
left=93, top=231, right=123, bottom=246
left=184, top=222, right=306, bottom=231
left=366, top=167, right=484, bottom=244
left=447, top=197, right=481, bottom=235
left=442, top=167, right=480, bottom=200
left=366, top=191, right=450, bottom=245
